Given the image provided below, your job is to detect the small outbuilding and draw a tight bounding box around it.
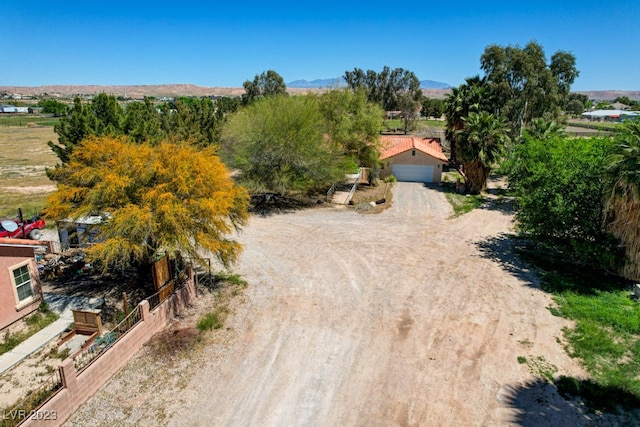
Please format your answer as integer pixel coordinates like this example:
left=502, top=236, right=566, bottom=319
left=582, top=110, right=640, bottom=122
left=379, top=135, right=448, bottom=183
left=0, top=105, right=18, bottom=113
left=0, top=238, right=47, bottom=330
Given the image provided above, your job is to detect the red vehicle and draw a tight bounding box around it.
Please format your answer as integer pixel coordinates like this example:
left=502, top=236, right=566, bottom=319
left=0, top=216, right=45, bottom=240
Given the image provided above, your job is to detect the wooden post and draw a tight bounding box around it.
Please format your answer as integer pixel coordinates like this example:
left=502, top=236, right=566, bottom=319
left=123, top=292, right=130, bottom=329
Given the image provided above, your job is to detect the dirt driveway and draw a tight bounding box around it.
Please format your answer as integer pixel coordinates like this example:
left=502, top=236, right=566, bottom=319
left=164, top=182, right=584, bottom=426
left=68, top=182, right=590, bottom=426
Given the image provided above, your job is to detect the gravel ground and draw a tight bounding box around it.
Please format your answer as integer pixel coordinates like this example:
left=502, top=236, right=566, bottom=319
left=66, top=182, right=639, bottom=426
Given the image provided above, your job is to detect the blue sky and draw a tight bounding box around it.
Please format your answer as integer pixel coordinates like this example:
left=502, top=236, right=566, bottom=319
left=1, top=1, right=638, bottom=91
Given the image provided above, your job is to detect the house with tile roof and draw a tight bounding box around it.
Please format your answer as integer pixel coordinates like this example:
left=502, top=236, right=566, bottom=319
left=378, top=135, right=448, bottom=183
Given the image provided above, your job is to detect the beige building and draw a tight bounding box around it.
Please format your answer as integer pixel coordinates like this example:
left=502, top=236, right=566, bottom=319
left=379, top=135, right=448, bottom=183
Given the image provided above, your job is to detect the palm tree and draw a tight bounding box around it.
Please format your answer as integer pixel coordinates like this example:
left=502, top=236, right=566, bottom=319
left=526, top=118, right=565, bottom=140
left=604, top=120, right=640, bottom=279
left=444, top=76, right=491, bottom=166
left=456, top=111, right=510, bottom=194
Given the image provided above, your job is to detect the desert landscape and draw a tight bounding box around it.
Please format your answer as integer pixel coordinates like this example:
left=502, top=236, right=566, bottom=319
left=63, top=182, right=639, bottom=426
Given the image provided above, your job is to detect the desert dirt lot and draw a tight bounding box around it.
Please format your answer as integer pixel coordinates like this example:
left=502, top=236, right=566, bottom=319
left=68, top=182, right=596, bottom=426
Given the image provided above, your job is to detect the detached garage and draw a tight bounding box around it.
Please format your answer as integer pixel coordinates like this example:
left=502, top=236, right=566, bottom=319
left=379, top=136, right=448, bottom=183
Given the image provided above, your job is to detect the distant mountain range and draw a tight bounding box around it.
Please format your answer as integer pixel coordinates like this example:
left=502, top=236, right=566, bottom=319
left=2, top=85, right=638, bottom=101
left=287, top=78, right=451, bottom=90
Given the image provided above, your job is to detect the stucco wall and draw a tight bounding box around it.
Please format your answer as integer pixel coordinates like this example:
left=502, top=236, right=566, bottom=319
left=0, top=248, right=42, bottom=330
left=380, top=150, right=445, bottom=183
left=22, top=273, right=197, bottom=427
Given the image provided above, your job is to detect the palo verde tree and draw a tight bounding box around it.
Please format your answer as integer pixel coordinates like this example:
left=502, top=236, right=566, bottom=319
left=222, top=95, right=343, bottom=195
left=317, top=89, right=384, bottom=170
left=604, top=121, right=640, bottom=280
left=242, top=70, right=287, bottom=105
left=46, top=136, right=249, bottom=273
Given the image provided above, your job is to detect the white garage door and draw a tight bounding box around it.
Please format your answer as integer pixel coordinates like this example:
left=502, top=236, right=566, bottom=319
left=391, top=164, right=434, bottom=182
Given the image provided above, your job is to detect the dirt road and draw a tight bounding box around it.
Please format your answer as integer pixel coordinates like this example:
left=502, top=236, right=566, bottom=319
left=68, top=182, right=591, bottom=426
left=167, top=183, right=583, bottom=426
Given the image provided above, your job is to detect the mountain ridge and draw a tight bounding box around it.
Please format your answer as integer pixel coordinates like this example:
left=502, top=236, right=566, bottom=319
left=286, top=77, right=451, bottom=89
left=2, top=85, right=638, bottom=101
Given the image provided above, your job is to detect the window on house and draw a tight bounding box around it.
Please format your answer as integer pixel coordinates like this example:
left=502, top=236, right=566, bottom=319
left=12, top=265, right=33, bottom=302
left=412, top=150, right=416, bottom=156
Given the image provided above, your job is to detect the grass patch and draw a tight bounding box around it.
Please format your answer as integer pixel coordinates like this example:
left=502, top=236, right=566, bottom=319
left=212, top=271, right=248, bottom=288
left=0, top=304, right=59, bottom=356
left=0, top=116, right=60, bottom=127
left=197, top=308, right=228, bottom=332
left=0, top=192, right=49, bottom=219
left=524, top=355, right=558, bottom=381
left=527, top=256, right=640, bottom=412
left=443, top=187, right=483, bottom=217
left=48, top=346, right=71, bottom=360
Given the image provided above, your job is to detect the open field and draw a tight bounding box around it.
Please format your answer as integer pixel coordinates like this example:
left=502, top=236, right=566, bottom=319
left=0, top=126, right=58, bottom=217
left=0, top=115, right=60, bottom=127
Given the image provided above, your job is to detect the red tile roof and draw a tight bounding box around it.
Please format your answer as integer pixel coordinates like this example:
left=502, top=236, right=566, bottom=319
left=379, top=135, right=448, bottom=163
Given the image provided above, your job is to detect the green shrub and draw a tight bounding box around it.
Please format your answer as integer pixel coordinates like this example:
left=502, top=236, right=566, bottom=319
left=197, top=309, right=226, bottom=332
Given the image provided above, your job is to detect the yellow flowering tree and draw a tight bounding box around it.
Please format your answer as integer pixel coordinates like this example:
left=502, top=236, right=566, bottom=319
left=46, top=136, right=249, bottom=272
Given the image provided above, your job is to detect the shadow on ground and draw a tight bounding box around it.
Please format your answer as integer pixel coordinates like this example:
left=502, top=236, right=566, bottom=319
left=479, top=195, right=516, bottom=215
left=475, top=233, right=540, bottom=288
left=503, top=378, right=640, bottom=426
left=249, top=194, right=324, bottom=217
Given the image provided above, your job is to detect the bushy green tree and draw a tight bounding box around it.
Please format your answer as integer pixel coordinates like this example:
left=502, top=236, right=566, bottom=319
left=421, top=97, right=444, bottom=118
left=161, top=97, right=225, bottom=148
left=123, top=97, right=163, bottom=144
left=49, top=94, right=238, bottom=162
left=565, top=99, right=585, bottom=115
left=480, top=41, right=579, bottom=138
left=222, top=95, right=343, bottom=195
left=344, top=66, right=422, bottom=129
left=317, top=89, right=384, bottom=169
left=37, top=99, right=68, bottom=116
left=508, top=134, right=620, bottom=268
left=49, top=98, right=100, bottom=163
left=242, top=70, right=287, bottom=105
